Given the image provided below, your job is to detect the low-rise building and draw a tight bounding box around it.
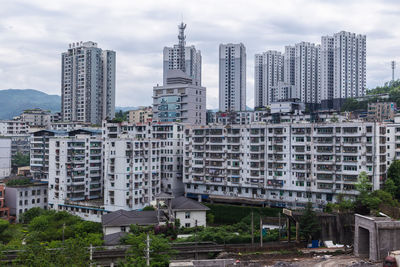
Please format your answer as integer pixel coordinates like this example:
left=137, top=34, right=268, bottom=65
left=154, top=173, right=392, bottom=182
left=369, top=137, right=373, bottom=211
left=128, top=106, right=153, bottom=124
left=0, top=120, right=28, bottom=135
left=20, top=108, right=51, bottom=128
left=4, top=180, right=48, bottom=222
left=49, top=122, right=93, bottom=131
left=367, top=102, right=397, bottom=122
left=102, top=210, right=162, bottom=235
left=171, top=196, right=209, bottom=228
left=0, top=184, right=10, bottom=220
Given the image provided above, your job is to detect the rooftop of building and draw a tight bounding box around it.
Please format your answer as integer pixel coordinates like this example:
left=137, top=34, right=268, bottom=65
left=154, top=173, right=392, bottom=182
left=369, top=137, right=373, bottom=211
left=171, top=196, right=210, bottom=212
left=4, top=177, right=47, bottom=188
left=102, top=210, right=163, bottom=227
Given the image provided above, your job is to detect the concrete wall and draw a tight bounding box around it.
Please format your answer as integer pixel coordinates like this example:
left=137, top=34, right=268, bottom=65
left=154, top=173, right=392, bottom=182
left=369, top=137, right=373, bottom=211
left=354, top=214, right=400, bottom=261
left=103, top=226, right=129, bottom=236
left=175, top=210, right=206, bottom=228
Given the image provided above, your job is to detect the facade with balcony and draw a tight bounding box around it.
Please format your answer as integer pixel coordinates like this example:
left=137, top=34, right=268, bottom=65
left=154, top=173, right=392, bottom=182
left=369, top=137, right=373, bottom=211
left=103, top=138, right=161, bottom=212
left=183, top=121, right=388, bottom=209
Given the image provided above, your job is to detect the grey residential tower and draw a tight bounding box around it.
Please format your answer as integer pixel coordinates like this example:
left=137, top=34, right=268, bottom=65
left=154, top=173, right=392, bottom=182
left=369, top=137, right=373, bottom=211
left=163, top=23, right=202, bottom=86
left=219, top=43, right=246, bottom=112
left=61, top=41, right=116, bottom=125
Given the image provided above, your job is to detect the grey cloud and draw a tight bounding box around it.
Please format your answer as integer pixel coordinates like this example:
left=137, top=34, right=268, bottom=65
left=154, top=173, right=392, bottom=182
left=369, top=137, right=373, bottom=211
left=0, top=0, right=398, bottom=107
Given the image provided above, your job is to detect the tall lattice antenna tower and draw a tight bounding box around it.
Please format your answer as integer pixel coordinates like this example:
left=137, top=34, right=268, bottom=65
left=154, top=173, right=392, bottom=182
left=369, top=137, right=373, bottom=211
left=178, top=22, right=186, bottom=72
left=392, top=61, right=396, bottom=82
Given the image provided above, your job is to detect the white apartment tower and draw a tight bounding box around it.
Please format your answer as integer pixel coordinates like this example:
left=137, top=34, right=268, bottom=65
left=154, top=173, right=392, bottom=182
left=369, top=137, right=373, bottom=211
left=320, top=32, right=366, bottom=109
left=163, top=23, right=202, bottom=86
left=320, top=36, right=334, bottom=102
left=61, top=41, right=116, bottom=125
left=284, top=46, right=296, bottom=86
left=333, top=31, right=366, bottom=99
left=219, top=43, right=246, bottom=112
left=295, top=42, right=321, bottom=104
left=254, top=51, right=283, bottom=108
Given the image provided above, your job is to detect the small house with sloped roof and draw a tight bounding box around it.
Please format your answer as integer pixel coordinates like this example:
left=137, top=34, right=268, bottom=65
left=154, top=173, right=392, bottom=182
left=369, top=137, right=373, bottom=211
left=102, top=210, right=164, bottom=236
left=171, top=196, right=209, bottom=228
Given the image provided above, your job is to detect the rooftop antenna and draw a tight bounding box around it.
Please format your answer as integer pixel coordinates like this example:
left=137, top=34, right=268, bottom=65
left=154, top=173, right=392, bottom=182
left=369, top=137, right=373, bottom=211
left=391, top=61, right=396, bottom=83
left=178, top=21, right=186, bottom=72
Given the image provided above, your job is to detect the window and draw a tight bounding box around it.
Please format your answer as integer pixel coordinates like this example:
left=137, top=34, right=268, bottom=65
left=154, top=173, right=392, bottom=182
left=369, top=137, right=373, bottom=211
left=185, top=212, right=190, bottom=219
left=185, top=223, right=191, bottom=228
left=121, top=226, right=126, bottom=232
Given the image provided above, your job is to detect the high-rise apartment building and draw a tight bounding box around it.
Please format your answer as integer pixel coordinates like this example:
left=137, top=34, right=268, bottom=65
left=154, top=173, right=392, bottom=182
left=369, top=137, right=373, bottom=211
left=219, top=43, right=246, bottom=112
left=61, top=41, right=115, bottom=125
left=333, top=31, right=366, bottom=99
left=163, top=23, right=201, bottom=86
left=254, top=51, right=283, bottom=108
left=284, top=46, right=296, bottom=86
left=295, top=42, right=321, bottom=104
left=320, top=31, right=366, bottom=109
left=320, top=36, right=334, bottom=103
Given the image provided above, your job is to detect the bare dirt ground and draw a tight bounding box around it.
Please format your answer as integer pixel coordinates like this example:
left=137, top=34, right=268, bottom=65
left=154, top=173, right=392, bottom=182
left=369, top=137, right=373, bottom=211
left=218, top=251, right=382, bottom=267
left=270, top=255, right=381, bottom=267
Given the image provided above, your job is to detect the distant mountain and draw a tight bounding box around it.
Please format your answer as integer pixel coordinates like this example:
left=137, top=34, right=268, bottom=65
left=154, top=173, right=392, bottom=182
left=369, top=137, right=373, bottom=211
left=0, top=89, right=61, bottom=119
left=0, top=89, right=146, bottom=120
left=115, top=106, right=139, bottom=112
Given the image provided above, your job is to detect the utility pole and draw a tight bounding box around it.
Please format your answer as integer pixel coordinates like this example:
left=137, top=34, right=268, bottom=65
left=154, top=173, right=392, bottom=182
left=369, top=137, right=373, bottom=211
left=251, top=212, right=254, bottom=246
left=195, top=220, right=198, bottom=260
left=392, top=61, right=396, bottom=83
left=62, top=223, right=65, bottom=243
left=260, top=215, right=263, bottom=247
left=89, top=244, right=93, bottom=266
left=146, top=233, right=150, bottom=266
left=278, top=212, right=281, bottom=241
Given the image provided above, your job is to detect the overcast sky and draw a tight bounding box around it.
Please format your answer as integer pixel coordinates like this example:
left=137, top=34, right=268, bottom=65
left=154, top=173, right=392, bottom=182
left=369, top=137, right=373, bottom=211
left=0, top=0, right=399, bottom=108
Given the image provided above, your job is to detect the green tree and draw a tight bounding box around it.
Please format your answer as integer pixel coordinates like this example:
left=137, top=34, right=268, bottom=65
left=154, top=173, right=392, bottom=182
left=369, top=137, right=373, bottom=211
left=341, top=98, right=359, bottom=112
left=11, top=152, right=30, bottom=168
left=383, top=178, right=398, bottom=198
left=20, top=207, right=46, bottom=224
left=387, top=160, right=400, bottom=199
left=14, top=242, right=52, bottom=267
left=0, top=219, right=12, bottom=244
left=142, top=206, right=155, bottom=211
left=299, top=202, right=320, bottom=243
left=120, top=232, right=174, bottom=267
left=355, top=171, right=381, bottom=211
left=206, top=213, right=215, bottom=225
